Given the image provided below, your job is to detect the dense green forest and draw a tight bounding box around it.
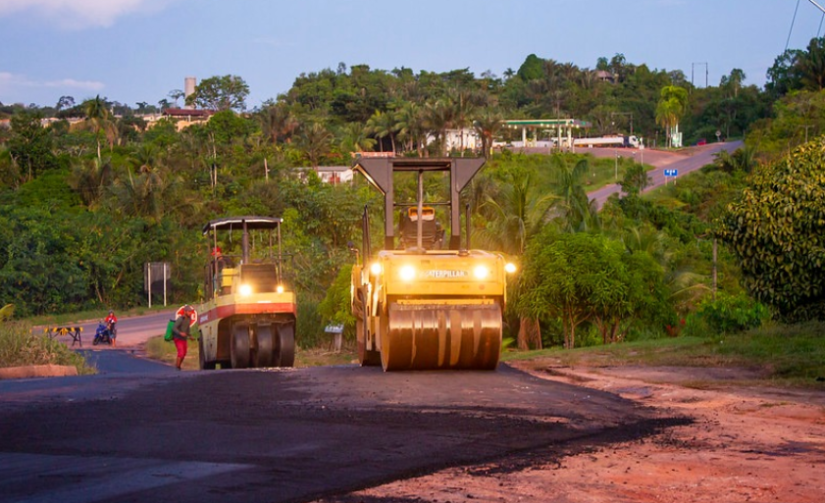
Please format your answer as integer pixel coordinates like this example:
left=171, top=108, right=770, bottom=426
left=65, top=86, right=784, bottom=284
left=2, top=42, right=825, bottom=348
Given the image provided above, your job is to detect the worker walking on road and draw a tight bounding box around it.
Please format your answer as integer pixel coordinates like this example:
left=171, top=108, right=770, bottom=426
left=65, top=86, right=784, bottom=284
left=172, top=305, right=195, bottom=370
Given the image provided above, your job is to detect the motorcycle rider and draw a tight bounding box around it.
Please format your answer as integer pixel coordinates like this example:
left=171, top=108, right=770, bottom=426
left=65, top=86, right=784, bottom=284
left=104, top=310, right=118, bottom=347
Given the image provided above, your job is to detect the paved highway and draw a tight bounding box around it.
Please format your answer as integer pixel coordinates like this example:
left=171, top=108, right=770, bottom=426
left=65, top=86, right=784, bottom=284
left=586, top=141, right=744, bottom=208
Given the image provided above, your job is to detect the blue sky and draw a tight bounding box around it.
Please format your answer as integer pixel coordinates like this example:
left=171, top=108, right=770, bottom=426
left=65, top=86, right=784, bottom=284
left=1, top=0, right=823, bottom=110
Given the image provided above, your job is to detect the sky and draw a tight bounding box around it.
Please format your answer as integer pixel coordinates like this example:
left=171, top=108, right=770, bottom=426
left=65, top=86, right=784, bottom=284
left=1, top=0, right=824, bottom=110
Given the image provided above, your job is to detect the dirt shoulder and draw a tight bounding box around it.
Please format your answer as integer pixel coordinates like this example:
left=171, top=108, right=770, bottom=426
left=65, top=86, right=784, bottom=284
left=317, top=361, right=825, bottom=503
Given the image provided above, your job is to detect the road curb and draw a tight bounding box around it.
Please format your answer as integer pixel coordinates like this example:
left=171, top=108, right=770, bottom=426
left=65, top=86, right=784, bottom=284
left=0, top=364, right=78, bottom=380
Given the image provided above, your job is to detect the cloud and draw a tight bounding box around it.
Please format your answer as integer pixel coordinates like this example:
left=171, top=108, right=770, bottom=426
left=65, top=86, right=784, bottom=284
left=0, top=0, right=174, bottom=29
left=0, top=72, right=105, bottom=93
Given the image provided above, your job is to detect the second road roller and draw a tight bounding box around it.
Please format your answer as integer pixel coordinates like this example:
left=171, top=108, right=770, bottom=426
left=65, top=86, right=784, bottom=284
left=350, top=157, right=517, bottom=371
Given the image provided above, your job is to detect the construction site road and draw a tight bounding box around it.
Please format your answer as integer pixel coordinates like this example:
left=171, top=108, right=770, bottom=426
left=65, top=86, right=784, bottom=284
left=0, top=363, right=678, bottom=503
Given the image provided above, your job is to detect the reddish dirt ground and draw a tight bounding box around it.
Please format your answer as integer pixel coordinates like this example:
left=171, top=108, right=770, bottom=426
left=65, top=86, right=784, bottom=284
left=316, top=361, right=825, bottom=503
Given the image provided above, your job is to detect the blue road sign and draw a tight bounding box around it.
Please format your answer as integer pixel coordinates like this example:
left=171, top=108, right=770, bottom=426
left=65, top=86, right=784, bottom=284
left=664, top=169, right=678, bottom=177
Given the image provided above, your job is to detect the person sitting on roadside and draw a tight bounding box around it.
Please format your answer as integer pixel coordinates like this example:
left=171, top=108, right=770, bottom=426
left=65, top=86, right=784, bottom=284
left=104, top=310, right=118, bottom=347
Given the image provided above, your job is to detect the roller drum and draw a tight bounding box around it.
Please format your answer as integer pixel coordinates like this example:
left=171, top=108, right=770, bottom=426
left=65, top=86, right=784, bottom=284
left=382, top=301, right=502, bottom=371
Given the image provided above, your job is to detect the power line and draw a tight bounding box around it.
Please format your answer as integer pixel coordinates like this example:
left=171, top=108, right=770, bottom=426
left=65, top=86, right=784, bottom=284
left=786, top=0, right=801, bottom=52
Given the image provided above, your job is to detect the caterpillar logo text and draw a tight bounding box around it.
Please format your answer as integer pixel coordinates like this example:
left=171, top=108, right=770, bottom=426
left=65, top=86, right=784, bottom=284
left=422, top=270, right=467, bottom=279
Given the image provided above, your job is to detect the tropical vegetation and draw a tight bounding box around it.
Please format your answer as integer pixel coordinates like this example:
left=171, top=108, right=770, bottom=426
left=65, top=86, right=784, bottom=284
left=1, top=38, right=825, bottom=355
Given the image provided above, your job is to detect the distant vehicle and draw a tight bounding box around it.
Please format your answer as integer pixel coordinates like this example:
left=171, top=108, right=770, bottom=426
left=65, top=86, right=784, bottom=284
left=197, top=216, right=296, bottom=370
left=567, top=135, right=643, bottom=148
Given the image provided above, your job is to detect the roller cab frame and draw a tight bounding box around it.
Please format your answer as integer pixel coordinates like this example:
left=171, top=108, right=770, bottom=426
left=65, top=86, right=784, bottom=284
left=351, top=158, right=514, bottom=371
left=197, top=216, right=296, bottom=370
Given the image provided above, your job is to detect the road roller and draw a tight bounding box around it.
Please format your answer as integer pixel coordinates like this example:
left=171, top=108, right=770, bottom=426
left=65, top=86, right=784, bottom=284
left=350, top=157, right=517, bottom=371
left=197, top=216, right=296, bottom=370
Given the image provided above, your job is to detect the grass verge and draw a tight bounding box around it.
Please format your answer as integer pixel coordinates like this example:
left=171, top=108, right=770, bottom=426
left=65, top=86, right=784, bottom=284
left=0, top=322, right=96, bottom=374
left=502, top=321, right=825, bottom=387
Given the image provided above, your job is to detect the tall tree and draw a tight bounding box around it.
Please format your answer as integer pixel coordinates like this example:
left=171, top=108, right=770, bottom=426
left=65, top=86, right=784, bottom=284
left=296, top=122, right=333, bottom=168
left=186, top=75, right=250, bottom=111
left=472, top=108, right=504, bottom=158
left=799, top=36, right=825, bottom=91
left=395, top=101, right=426, bottom=156
left=83, top=95, right=110, bottom=163
left=7, top=111, right=57, bottom=182
left=366, top=110, right=397, bottom=153
left=655, top=85, right=688, bottom=148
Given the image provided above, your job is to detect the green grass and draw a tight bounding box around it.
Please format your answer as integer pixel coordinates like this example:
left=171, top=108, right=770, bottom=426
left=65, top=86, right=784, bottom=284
left=501, top=321, right=825, bottom=387
left=0, top=322, right=96, bottom=374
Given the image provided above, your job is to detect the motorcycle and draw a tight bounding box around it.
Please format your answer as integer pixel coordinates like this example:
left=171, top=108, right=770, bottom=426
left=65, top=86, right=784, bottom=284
left=92, top=321, right=112, bottom=345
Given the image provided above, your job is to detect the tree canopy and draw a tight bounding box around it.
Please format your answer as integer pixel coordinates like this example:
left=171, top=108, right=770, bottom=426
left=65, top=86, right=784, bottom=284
left=716, top=138, right=825, bottom=321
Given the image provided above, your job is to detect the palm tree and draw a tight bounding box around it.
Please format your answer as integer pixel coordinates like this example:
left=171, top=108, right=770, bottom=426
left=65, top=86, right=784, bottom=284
left=395, top=102, right=425, bottom=156
left=108, top=167, right=169, bottom=221
left=446, top=89, right=478, bottom=154
left=422, top=100, right=453, bottom=156
left=655, top=85, right=689, bottom=148
left=67, top=158, right=113, bottom=208
left=296, top=122, right=333, bottom=168
left=479, top=169, right=556, bottom=256
left=258, top=102, right=299, bottom=144
left=338, top=122, right=376, bottom=155
left=366, top=110, right=397, bottom=153
left=83, top=95, right=110, bottom=163
left=472, top=109, right=503, bottom=158
left=551, top=156, right=599, bottom=232
left=477, top=167, right=557, bottom=350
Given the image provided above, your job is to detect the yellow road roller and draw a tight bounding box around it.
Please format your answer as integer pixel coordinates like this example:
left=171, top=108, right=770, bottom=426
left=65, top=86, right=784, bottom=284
left=350, top=158, right=516, bottom=371
left=197, top=216, right=296, bottom=370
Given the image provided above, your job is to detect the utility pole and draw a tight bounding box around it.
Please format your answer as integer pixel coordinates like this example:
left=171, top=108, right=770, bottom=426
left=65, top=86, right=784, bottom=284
left=801, top=124, right=813, bottom=143
left=691, top=62, right=708, bottom=88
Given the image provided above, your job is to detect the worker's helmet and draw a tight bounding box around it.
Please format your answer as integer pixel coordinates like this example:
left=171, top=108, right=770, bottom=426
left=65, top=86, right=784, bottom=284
left=183, top=304, right=194, bottom=313
left=211, top=247, right=222, bottom=256
left=108, top=310, right=114, bottom=314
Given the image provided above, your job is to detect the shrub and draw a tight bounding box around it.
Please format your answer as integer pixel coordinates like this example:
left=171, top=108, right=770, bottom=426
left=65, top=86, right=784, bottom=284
left=0, top=322, right=95, bottom=373
left=683, top=292, right=769, bottom=336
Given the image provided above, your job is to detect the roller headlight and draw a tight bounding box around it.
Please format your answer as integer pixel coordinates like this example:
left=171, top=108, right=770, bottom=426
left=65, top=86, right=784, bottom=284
left=370, top=262, right=383, bottom=276
left=276, top=285, right=285, bottom=294
left=473, top=265, right=490, bottom=279
left=239, top=284, right=253, bottom=296
left=505, top=262, right=517, bottom=274
left=399, top=265, right=416, bottom=282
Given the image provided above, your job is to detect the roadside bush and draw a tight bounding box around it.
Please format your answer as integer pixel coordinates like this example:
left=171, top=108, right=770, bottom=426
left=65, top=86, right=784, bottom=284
left=0, top=322, right=95, bottom=373
left=296, top=293, right=325, bottom=348
left=683, top=292, right=769, bottom=336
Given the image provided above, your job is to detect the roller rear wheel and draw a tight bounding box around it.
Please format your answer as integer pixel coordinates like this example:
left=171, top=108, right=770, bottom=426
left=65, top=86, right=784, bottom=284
left=199, top=336, right=216, bottom=370
left=230, top=323, right=251, bottom=369
left=274, top=323, right=295, bottom=367
left=255, top=325, right=275, bottom=368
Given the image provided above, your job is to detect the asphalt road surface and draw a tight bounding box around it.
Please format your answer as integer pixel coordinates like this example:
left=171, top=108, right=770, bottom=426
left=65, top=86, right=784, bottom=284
left=0, top=363, right=682, bottom=503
